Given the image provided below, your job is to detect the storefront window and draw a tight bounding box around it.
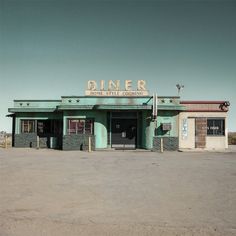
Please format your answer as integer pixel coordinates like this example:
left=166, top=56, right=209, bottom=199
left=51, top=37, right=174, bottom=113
left=21, top=120, right=35, bottom=133
left=207, top=118, right=225, bottom=136
left=37, top=120, right=51, bottom=135
left=67, top=119, right=93, bottom=135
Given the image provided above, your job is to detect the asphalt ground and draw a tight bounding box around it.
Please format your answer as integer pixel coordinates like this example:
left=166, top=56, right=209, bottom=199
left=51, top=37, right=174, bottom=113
left=0, top=147, right=236, bottom=236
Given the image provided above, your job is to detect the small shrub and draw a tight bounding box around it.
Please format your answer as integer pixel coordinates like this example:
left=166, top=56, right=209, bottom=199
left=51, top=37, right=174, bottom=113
left=228, top=132, right=236, bottom=145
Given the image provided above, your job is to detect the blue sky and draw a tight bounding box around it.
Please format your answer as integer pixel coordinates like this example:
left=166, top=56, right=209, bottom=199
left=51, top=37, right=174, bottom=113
left=0, top=0, right=235, bottom=132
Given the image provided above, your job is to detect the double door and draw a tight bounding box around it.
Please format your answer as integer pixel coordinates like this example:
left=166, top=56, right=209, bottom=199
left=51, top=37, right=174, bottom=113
left=111, top=118, right=137, bottom=149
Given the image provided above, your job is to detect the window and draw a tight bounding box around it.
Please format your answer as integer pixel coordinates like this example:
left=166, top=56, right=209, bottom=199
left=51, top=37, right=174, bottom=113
left=67, top=119, right=94, bottom=135
left=207, top=118, right=225, bottom=136
left=21, top=120, right=35, bottom=133
left=37, top=120, right=51, bottom=135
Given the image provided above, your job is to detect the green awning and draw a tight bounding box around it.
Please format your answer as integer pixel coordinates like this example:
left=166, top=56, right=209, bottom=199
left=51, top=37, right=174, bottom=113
left=8, top=108, right=57, bottom=113
left=57, top=104, right=186, bottom=111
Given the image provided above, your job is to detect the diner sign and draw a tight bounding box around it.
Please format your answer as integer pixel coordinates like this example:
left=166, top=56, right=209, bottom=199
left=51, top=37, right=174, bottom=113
left=85, top=80, right=149, bottom=96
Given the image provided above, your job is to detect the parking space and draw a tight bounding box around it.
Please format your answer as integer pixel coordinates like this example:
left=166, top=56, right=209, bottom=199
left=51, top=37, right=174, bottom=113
left=0, top=148, right=236, bottom=236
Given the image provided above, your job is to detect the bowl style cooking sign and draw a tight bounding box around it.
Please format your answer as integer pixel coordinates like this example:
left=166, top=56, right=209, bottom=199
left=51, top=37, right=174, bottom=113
left=85, top=80, right=149, bottom=96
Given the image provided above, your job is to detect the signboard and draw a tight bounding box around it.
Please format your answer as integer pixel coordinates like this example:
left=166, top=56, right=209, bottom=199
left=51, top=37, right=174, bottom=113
left=182, top=118, right=188, bottom=140
left=85, top=80, right=149, bottom=96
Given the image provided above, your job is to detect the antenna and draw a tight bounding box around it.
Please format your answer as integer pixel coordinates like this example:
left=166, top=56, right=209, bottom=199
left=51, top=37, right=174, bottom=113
left=176, top=84, right=184, bottom=96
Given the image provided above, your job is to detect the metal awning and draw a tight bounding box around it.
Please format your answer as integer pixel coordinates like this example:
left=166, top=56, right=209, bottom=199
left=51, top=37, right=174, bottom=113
left=8, top=108, right=57, bottom=113
left=57, top=104, right=152, bottom=110
left=8, top=104, right=186, bottom=112
left=57, top=104, right=186, bottom=111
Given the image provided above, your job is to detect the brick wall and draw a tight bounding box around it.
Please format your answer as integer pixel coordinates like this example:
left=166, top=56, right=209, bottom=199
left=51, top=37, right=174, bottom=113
left=14, top=133, right=37, bottom=148
left=62, top=134, right=95, bottom=151
left=195, top=118, right=207, bottom=148
left=153, top=137, right=179, bottom=151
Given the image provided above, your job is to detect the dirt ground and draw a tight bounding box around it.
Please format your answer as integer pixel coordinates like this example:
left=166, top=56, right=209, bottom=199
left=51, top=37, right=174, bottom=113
left=0, top=147, right=236, bottom=236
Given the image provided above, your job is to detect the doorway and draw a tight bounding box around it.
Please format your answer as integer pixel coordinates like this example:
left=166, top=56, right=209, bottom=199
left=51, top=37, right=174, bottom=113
left=37, top=119, right=62, bottom=148
left=111, top=112, right=138, bottom=149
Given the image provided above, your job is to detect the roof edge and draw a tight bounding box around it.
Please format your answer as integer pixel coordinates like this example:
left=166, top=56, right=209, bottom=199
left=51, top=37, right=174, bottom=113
left=180, top=100, right=228, bottom=104
left=14, top=99, right=61, bottom=102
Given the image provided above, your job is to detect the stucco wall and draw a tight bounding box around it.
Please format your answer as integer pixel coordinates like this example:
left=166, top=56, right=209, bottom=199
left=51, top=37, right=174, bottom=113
left=63, top=110, right=107, bottom=149
left=179, top=112, right=228, bottom=150
left=155, top=110, right=179, bottom=138
left=206, top=136, right=227, bottom=149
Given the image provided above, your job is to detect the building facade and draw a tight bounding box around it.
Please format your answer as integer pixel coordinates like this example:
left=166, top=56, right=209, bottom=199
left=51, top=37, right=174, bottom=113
left=8, top=81, right=230, bottom=151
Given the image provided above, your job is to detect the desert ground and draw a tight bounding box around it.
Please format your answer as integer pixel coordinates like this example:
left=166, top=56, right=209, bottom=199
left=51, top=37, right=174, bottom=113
left=0, top=147, right=236, bottom=236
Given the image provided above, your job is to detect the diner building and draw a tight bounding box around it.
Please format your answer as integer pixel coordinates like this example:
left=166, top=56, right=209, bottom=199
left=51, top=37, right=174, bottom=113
left=8, top=80, right=230, bottom=151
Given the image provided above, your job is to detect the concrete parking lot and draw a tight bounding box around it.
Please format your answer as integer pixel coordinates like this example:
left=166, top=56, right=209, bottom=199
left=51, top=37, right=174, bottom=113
left=0, top=148, right=236, bottom=236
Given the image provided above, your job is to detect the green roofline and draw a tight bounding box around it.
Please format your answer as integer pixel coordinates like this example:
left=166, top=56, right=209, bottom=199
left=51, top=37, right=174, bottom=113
left=14, top=99, right=61, bottom=102
left=61, top=95, right=180, bottom=99
left=8, top=108, right=57, bottom=113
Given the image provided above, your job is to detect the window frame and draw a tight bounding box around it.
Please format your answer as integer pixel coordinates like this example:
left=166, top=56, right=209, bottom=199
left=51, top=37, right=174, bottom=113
left=37, top=120, right=52, bottom=135
left=67, top=118, right=94, bottom=135
left=21, top=120, right=35, bottom=133
left=207, top=118, right=225, bottom=136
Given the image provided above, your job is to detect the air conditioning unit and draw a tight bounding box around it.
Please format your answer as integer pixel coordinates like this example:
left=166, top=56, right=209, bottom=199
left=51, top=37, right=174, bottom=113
left=162, top=123, right=172, bottom=131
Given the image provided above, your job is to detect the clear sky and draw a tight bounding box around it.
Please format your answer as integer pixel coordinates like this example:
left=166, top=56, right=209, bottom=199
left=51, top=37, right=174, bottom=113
left=0, top=0, right=235, bottom=132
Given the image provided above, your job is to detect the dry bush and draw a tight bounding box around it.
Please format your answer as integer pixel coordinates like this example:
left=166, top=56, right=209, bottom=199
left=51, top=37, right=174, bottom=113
left=0, top=137, right=12, bottom=148
left=228, top=132, right=236, bottom=145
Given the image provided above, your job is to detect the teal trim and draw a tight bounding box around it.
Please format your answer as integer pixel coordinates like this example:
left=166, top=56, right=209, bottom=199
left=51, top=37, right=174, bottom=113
left=9, top=95, right=186, bottom=150
left=63, top=110, right=108, bottom=149
left=146, top=119, right=155, bottom=149
left=62, top=95, right=180, bottom=99
left=58, top=105, right=94, bottom=110
left=9, top=105, right=185, bottom=112
left=58, top=105, right=151, bottom=110
left=57, top=104, right=185, bottom=111
left=95, top=105, right=151, bottom=110
left=10, top=96, right=185, bottom=113
left=94, top=112, right=107, bottom=148
left=61, top=96, right=81, bottom=98
left=141, top=110, right=153, bottom=149
left=155, top=110, right=179, bottom=137
left=8, top=108, right=56, bottom=112
left=14, top=100, right=61, bottom=102
left=157, top=105, right=186, bottom=111
left=62, top=96, right=152, bottom=99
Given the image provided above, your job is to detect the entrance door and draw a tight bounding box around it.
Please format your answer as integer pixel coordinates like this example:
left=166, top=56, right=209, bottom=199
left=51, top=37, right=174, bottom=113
left=111, top=118, right=137, bottom=149
left=195, top=117, right=207, bottom=148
